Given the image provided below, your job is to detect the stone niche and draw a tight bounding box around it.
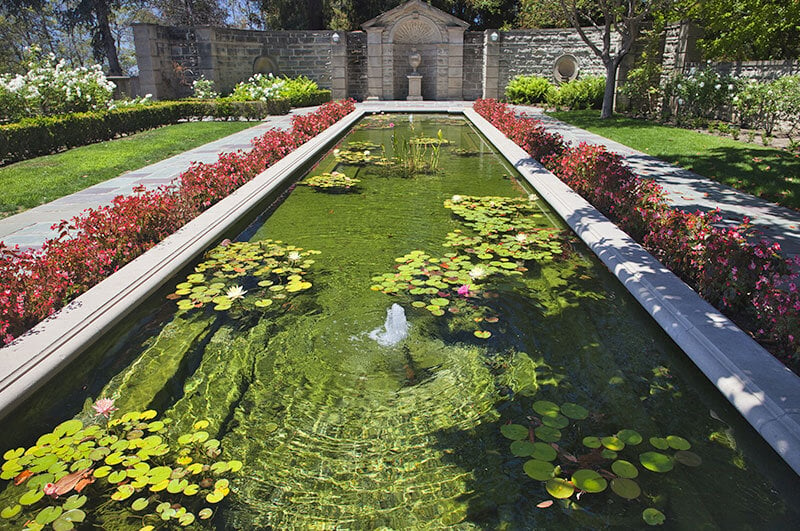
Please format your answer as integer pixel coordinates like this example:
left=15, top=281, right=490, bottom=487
left=362, top=0, right=468, bottom=100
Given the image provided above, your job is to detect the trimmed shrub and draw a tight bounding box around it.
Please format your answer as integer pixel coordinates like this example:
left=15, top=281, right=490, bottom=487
left=547, top=76, right=605, bottom=110
left=0, top=100, right=291, bottom=165
left=505, top=75, right=555, bottom=104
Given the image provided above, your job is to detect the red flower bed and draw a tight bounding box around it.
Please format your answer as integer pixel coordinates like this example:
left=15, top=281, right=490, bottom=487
left=0, top=99, right=356, bottom=345
left=475, top=98, right=799, bottom=370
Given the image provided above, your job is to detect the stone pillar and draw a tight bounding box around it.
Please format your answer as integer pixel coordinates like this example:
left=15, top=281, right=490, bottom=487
left=447, top=27, right=464, bottom=100
left=482, top=30, right=500, bottom=99
left=382, top=42, right=394, bottom=100
left=330, top=32, right=348, bottom=99
left=133, top=24, right=162, bottom=100
left=366, top=27, right=383, bottom=100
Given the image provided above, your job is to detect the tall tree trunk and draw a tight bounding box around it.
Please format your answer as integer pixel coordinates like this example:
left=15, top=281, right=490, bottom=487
left=601, top=59, right=619, bottom=119
left=94, top=0, right=122, bottom=75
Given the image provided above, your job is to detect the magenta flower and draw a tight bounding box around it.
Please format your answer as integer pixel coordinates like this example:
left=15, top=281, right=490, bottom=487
left=92, top=397, right=118, bottom=418
left=457, top=284, right=471, bottom=296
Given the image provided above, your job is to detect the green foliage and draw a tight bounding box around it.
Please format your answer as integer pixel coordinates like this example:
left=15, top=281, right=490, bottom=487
left=0, top=409, right=238, bottom=529
left=734, top=76, right=800, bottom=138
left=372, top=195, right=568, bottom=336
left=547, top=76, right=605, bottom=110
left=0, top=100, right=291, bottom=165
left=503, top=400, right=702, bottom=526
left=170, top=239, right=320, bottom=314
left=685, top=0, right=800, bottom=60
left=192, top=76, right=220, bottom=100
left=229, top=73, right=330, bottom=107
left=302, top=171, right=361, bottom=192
left=505, top=75, right=555, bottom=104
left=618, top=61, right=663, bottom=119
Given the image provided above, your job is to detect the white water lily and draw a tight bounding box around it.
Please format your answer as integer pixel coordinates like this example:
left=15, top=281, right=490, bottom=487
left=451, top=194, right=464, bottom=203
left=226, top=285, right=247, bottom=300
left=287, top=251, right=302, bottom=262
left=469, top=265, right=489, bottom=280
left=515, top=233, right=528, bottom=243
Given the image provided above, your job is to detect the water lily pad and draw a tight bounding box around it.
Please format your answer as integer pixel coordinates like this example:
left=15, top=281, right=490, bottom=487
left=582, top=436, right=602, bottom=449
left=601, top=436, right=625, bottom=451
left=666, top=435, right=691, bottom=451
left=35, top=506, right=63, bottom=525
left=430, top=298, right=449, bottom=306
left=649, top=437, right=669, bottom=450
left=617, top=429, right=643, bottom=445
left=500, top=424, right=528, bottom=440
left=560, top=402, right=588, bottom=420
left=643, top=508, right=666, bottom=526
left=62, top=495, right=87, bottom=511
left=19, top=489, right=44, bottom=505
left=611, top=459, right=639, bottom=478
left=674, top=450, right=702, bottom=467
left=571, top=469, right=607, bottom=493
left=541, top=414, right=569, bottom=429
left=523, top=459, right=555, bottom=481
left=639, top=452, right=674, bottom=473
left=198, top=508, right=213, bottom=520
left=111, top=484, right=135, bottom=501
left=611, top=478, right=641, bottom=499
left=534, top=426, right=561, bottom=443
left=532, top=401, right=560, bottom=416
left=1, top=504, right=22, bottom=518
left=206, top=491, right=225, bottom=504
left=54, top=419, right=83, bottom=438
left=601, top=449, right=618, bottom=460
left=131, top=497, right=149, bottom=511
left=546, top=478, right=575, bottom=499
left=531, top=442, right=558, bottom=462
left=473, top=330, right=491, bottom=339
left=510, top=440, right=536, bottom=457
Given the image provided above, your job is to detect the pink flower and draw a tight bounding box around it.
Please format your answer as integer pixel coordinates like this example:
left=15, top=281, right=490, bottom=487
left=92, top=397, right=118, bottom=418
left=43, top=483, right=58, bottom=497
left=457, top=284, right=471, bottom=296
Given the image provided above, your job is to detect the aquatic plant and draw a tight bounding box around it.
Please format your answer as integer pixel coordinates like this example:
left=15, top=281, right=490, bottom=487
left=501, top=400, right=702, bottom=527
left=0, top=404, right=238, bottom=529
left=389, top=128, right=448, bottom=177
left=302, top=171, right=361, bottom=193
left=333, top=148, right=388, bottom=166
left=169, top=239, right=319, bottom=314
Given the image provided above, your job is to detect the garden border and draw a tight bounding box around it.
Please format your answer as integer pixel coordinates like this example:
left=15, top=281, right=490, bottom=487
left=464, top=107, right=800, bottom=476
left=0, top=103, right=798, bottom=477
left=0, top=107, right=364, bottom=420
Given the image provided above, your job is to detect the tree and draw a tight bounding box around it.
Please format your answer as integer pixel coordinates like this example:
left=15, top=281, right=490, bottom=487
left=685, top=0, right=800, bottom=61
left=559, top=0, right=669, bottom=118
left=62, top=0, right=125, bottom=75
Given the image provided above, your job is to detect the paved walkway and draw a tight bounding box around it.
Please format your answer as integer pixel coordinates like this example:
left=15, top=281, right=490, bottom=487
left=2, top=101, right=799, bottom=264
left=0, top=108, right=318, bottom=250
left=513, top=105, right=800, bottom=262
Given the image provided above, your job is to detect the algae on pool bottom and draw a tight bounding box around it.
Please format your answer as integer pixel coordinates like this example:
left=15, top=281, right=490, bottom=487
left=1, top=115, right=798, bottom=529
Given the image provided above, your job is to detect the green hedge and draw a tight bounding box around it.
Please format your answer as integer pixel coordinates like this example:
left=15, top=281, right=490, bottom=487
left=0, top=99, right=292, bottom=165
left=286, top=89, right=332, bottom=108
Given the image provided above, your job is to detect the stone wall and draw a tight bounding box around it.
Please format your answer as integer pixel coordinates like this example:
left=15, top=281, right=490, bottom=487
left=346, top=32, right=368, bottom=101
left=497, top=28, right=610, bottom=93
left=462, top=32, right=484, bottom=100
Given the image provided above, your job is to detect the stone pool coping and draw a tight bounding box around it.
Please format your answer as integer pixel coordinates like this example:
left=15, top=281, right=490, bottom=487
left=1, top=103, right=798, bottom=477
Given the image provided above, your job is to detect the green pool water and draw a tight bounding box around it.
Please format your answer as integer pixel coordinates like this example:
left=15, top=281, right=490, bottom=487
left=2, top=114, right=799, bottom=529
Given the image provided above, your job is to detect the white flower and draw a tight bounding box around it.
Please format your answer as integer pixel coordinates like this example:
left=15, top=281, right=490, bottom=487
left=226, top=285, right=247, bottom=300
left=469, top=265, right=489, bottom=280
left=528, top=193, right=538, bottom=201
left=333, top=149, right=340, bottom=156
left=363, top=150, right=371, bottom=157
left=699, top=81, right=705, bottom=88
left=451, top=194, right=463, bottom=203
left=714, top=84, right=721, bottom=90
left=515, top=233, right=528, bottom=243
left=287, top=251, right=301, bottom=261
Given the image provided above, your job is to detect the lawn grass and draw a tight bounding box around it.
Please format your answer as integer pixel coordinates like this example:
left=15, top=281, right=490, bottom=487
left=547, top=110, right=800, bottom=211
left=0, top=121, right=257, bottom=218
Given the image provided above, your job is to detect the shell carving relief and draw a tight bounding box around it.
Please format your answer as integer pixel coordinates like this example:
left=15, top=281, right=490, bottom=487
left=393, top=18, right=439, bottom=44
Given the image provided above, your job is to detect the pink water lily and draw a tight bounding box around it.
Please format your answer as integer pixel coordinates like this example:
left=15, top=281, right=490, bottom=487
left=43, top=483, right=58, bottom=497
left=457, top=284, right=472, bottom=296
left=92, top=397, right=118, bottom=418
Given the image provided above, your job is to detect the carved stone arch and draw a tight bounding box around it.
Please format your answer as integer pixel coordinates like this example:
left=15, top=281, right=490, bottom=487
left=389, top=15, right=444, bottom=45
